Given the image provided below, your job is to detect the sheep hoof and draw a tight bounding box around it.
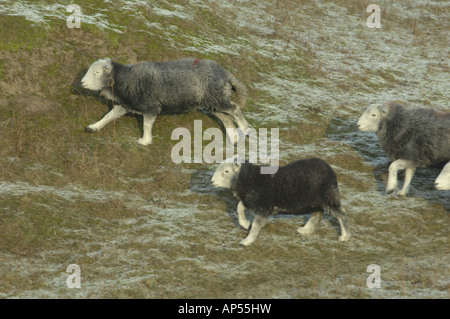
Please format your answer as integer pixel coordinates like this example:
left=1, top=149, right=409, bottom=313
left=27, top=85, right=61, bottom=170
left=137, top=138, right=152, bottom=146
left=85, top=126, right=95, bottom=133
left=240, top=221, right=251, bottom=230
left=396, top=190, right=408, bottom=197
left=297, top=226, right=314, bottom=235
left=386, top=188, right=395, bottom=195
left=239, top=239, right=253, bottom=246
left=339, top=234, right=351, bottom=241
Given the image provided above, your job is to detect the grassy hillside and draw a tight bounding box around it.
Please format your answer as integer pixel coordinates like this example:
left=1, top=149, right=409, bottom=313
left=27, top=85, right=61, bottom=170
left=0, top=0, right=448, bottom=298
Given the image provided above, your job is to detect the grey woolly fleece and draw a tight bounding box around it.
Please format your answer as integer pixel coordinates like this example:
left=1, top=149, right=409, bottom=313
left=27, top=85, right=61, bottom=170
left=104, top=58, right=247, bottom=116
left=231, top=158, right=343, bottom=216
left=377, top=103, right=450, bottom=166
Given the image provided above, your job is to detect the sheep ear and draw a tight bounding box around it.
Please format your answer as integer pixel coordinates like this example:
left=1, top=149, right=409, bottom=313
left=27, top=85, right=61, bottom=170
left=224, top=155, right=242, bottom=169
left=103, top=59, right=112, bottom=73
left=233, top=155, right=244, bottom=165
left=377, top=104, right=388, bottom=114
left=226, top=155, right=240, bottom=170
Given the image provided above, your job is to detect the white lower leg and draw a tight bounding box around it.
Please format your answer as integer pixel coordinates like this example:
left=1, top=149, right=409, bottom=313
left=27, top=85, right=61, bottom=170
left=386, top=159, right=414, bottom=194
left=398, top=166, right=416, bottom=196
left=338, top=218, right=351, bottom=241
left=240, top=215, right=266, bottom=246
left=87, top=105, right=127, bottom=132
left=237, top=201, right=250, bottom=230
left=386, top=164, right=399, bottom=194
left=297, top=211, right=324, bottom=235
left=138, top=114, right=156, bottom=145
left=229, top=102, right=250, bottom=135
left=214, top=112, right=239, bottom=144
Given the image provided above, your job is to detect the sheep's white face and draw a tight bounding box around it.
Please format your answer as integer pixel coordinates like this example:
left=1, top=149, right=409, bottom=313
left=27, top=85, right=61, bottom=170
left=211, top=158, right=242, bottom=189
left=435, top=162, right=450, bottom=190
left=81, top=58, right=112, bottom=91
left=357, top=104, right=386, bottom=132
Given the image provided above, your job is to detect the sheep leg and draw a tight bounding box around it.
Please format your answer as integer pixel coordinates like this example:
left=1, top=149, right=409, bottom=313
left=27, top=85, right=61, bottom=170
left=329, top=207, right=351, bottom=241
left=213, top=112, right=239, bottom=144
left=85, top=104, right=127, bottom=132
left=137, top=114, right=157, bottom=145
left=386, top=159, right=415, bottom=195
left=237, top=201, right=251, bottom=230
left=297, top=211, right=324, bottom=235
left=226, top=102, right=250, bottom=135
left=398, top=166, right=416, bottom=196
left=239, top=215, right=266, bottom=246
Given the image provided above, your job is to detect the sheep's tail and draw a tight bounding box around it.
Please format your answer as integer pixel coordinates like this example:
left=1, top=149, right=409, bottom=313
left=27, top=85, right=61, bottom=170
left=326, top=176, right=342, bottom=211
left=330, top=186, right=342, bottom=211
left=226, top=72, right=247, bottom=109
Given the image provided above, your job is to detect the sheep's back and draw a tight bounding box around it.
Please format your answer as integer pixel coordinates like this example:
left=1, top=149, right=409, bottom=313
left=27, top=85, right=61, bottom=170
left=235, top=158, right=341, bottom=214
left=273, top=158, right=340, bottom=210
left=112, top=59, right=233, bottom=114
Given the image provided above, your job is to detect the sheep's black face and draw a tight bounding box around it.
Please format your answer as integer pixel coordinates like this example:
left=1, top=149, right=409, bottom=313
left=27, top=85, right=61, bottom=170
left=81, top=58, right=112, bottom=91
left=211, top=161, right=241, bottom=189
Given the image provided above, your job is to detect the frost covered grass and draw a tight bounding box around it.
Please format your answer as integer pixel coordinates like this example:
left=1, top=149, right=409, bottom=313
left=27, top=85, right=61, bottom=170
left=0, top=0, right=449, bottom=298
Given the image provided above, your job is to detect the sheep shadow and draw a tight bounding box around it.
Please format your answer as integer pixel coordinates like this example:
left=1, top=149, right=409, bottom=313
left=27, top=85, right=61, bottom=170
left=188, top=167, right=244, bottom=229
left=326, top=117, right=389, bottom=192
left=326, top=117, right=449, bottom=212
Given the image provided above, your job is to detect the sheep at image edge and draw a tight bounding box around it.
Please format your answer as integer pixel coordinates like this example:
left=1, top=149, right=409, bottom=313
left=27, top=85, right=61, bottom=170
left=435, top=162, right=450, bottom=190
left=357, top=102, right=450, bottom=196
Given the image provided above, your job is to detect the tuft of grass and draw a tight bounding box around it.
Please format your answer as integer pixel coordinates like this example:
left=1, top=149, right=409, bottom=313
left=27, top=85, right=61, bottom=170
left=0, top=16, right=48, bottom=52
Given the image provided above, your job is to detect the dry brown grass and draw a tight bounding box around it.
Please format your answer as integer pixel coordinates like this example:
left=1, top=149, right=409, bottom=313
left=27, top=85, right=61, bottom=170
left=0, top=0, right=448, bottom=299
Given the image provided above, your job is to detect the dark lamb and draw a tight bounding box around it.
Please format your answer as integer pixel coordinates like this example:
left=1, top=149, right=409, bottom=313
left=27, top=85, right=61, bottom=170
left=234, top=159, right=342, bottom=216
left=213, top=157, right=351, bottom=246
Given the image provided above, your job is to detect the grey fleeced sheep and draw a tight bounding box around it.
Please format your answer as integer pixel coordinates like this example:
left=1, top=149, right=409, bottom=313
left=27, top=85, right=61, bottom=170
left=435, top=162, right=450, bottom=190
left=357, top=102, right=450, bottom=196
left=81, top=58, right=250, bottom=145
left=211, top=156, right=351, bottom=246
